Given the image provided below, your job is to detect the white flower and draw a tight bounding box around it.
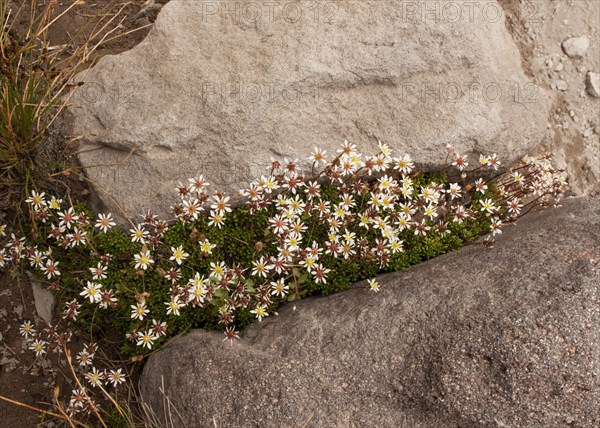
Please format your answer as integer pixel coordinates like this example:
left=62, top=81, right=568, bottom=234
left=251, top=256, right=272, bottom=278
left=389, top=238, right=404, bottom=254
left=89, top=262, right=108, bottom=280
left=25, top=190, right=46, bottom=209
left=183, top=199, right=202, bottom=219
left=81, top=282, right=103, bottom=303
left=447, top=183, right=462, bottom=200
left=452, top=153, right=468, bottom=171
left=29, top=250, right=46, bottom=269
left=474, top=178, right=488, bottom=194
left=394, top=154, right=414, bottom=174
left=480, top=198, right=496, bottom=214
left=41, top=259, right=60, bottom=279
left=95, top=213, right=116, bottom=232
left=76, top=350, right=94, bottom=367
left=137, top=330, right=157, bottom=349
left=312, top=263, right=331, bottom=284
left=378, top=141, right=392, bottom=158
left=490, top=218, right=503, bottom=236
left=190, top=283, right=206, bottom=304
left=131, top=302, right=149, bottom=321
left=170, top=245, right=189, bottom=265
left=19, top=321, right=36, bottom=338
left=269, top=215, right=288, bottom=235
left=287, top=195, right=306, bottom=214
left=85, top=368, right=104, bottom=387
left=165, top=298, right=183, bottom=316
left=513, top=171, right=523, bottom=184
left=299, top=253, right=317, bottom=272
left=199, top=238, right=216, bottom=255
left=259, top=175, right=279, bottom=193
left=337, top=139, right=357, bottom=156
left=424, top=204, right=438, bottom=220
left=223, top=327, right=240, bottom=343
left=58, top=207, right=78, bottom=229
left=151, top=319, right=168, bottom=337
left=489, top=154, right=501, bottom=170
left=188, top=175, right=209, bottom=192
left=270, top=278, right=289, bottom=297
left=48, top=196, right=62, bottom=210
left=107, top=369, right=126, bottom=387
left=69, top=388, right=88, bottom=409
left=210, top=195, right=232, bottom=214
left=134, top=250, right=154, bottom=270
left=208, top=210, right=224, bottom=228
left=368, top=278, right=380, bottom=292
left=29, top=339, right=47, bottom=357
left=284, top=234, right=302, bottom=252
left=251, top=305, right=268, bottom=322
left=414, top=219, right=431, bottom=236
left=420, top=187, right=439, bottom=204
left=130, top=224, right=149, bottom=244
left=210, top=261, right=227, bottom=279
left=378, top=175, right=395, bottom=193
left=507, top=198, right=523, bottom=215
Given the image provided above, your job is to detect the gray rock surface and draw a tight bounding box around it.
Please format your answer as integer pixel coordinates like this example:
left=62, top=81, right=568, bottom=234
left=140, top=197, right=600, bottom=427
left=27, top=273, right=55, bottom=325
left=586, top=71, right=600, bottom=98
left=562, top=35, right=590, bottom=58
left=66, top=0, right=549, bottom=222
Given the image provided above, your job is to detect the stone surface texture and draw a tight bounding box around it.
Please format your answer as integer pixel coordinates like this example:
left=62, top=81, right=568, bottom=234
left=586, top=71, right=600, bottom=97
left=561, top=35, right=590, bottom=58
left=28, top=273, right=55, bottom=325
left=140, top=197, right=600, bottom=428
left=66, top=0, right=549, bottom=221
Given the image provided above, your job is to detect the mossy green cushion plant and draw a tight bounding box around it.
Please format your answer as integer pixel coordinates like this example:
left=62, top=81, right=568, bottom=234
left=1, top=141, right=565, bottom=419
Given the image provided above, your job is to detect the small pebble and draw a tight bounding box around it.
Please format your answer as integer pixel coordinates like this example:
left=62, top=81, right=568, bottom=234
left=562, top=36, right=589, bottom=58
left=555, top=80, right=568, bottom=91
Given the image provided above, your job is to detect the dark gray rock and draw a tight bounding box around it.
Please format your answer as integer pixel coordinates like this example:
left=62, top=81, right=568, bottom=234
left=140, top=197, right=600, bottom=427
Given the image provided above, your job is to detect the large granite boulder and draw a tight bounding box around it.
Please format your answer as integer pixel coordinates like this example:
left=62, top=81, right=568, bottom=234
left=140, top=197, right=600, bottom=427
left=66, top=0, right=550, bottom=221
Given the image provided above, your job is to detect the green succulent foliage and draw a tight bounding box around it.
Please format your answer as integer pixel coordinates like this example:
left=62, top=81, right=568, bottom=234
left=15, top=169, right=503, bottom=358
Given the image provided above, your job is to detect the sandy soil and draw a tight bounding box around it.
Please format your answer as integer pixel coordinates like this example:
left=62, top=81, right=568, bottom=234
left=499, top=0, right=600, bottom=197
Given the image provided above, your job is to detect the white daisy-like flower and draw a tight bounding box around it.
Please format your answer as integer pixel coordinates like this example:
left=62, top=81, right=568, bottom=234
left=95, top=213, right=116, bottom=232
left=169, top=245, right=189, bottom=265
left=134, top=250, right=154, bottom=270
left=80, top=282, right=103, bottom=303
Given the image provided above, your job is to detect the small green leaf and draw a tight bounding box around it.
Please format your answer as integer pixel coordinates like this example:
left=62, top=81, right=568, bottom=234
left=213, top=288, right=228, bottom=298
